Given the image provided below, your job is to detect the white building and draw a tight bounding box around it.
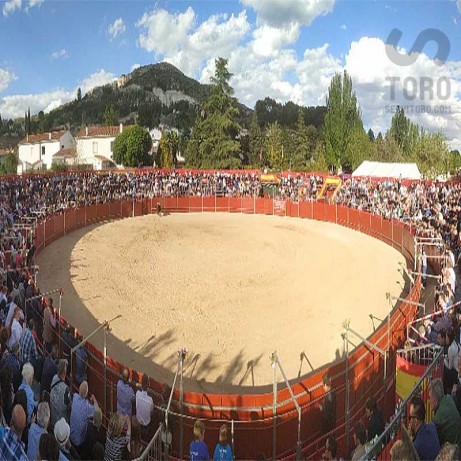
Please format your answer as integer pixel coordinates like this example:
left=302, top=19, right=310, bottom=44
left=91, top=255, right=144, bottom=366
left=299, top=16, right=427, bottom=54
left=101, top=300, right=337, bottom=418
left=75, top=124, right=127, bottom=169
left=17, top=130, right=75, bottom=172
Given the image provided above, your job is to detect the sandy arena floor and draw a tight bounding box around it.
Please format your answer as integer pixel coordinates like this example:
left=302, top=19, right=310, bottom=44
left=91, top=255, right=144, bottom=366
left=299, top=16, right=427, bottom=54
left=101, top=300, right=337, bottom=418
left=37, top=213, right=406, bottom=393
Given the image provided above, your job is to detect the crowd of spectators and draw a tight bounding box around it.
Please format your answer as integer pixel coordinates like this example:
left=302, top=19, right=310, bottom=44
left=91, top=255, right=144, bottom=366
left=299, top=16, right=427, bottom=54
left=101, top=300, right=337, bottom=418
left=1, top=169, right=461, bottom=460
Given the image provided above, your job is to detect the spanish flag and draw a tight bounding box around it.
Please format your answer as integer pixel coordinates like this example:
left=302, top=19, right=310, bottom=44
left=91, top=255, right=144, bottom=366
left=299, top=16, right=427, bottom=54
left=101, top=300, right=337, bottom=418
left=396, top=355, right=426, bottom=400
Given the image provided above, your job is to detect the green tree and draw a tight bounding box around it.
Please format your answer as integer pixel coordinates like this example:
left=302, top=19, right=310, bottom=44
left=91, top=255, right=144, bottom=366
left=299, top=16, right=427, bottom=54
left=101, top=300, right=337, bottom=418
left=2, top=150, right=18, bottom=174
left=248, top=112, right=264, bottom=166
left=448, top=150, right=461, bottom=175
left=113, top=125, right=152, bottom=167
left=77, top=87, right=82, bottom=102
left=265, top=122, right=284, bottom=169
left=292, top=109, right=315, bottom=171
left=412, top=132, right=449, bottom=177
left=186, top=57, right=241, bottom=168
left=324, top=70, right=364, bottom=169
left=157, top=130, right=179, bottom=168
left=367, top=128, right=375, bottom=142
left=103, top=105, right=118, bottom=126
left=389, top=106, right=419, bottom=156
left=37, top=111, right=46, bottom=133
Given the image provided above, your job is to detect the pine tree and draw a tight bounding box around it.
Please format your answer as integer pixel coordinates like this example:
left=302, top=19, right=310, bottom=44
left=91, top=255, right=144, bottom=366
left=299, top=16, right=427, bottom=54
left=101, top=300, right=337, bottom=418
left=324, top=70, right=364, bottom=169
left=248, top=112, right=264, bottom=166
left=186, top=58, right=241, bottom=168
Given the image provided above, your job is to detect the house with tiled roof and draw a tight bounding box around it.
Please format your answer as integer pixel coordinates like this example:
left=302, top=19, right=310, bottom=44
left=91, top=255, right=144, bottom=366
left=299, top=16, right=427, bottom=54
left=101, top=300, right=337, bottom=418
left=75, top=124, right=129, bottom=170
left=18, top=130, right=75, bottom=172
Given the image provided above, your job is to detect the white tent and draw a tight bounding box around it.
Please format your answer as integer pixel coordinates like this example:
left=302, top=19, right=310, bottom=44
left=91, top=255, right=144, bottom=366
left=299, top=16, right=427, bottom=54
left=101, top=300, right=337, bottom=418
left=352, top=161, right=421, bottom=180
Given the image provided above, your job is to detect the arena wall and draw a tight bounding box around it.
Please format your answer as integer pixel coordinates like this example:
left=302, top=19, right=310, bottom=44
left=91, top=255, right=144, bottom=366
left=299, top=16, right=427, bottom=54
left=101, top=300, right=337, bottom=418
left=32, top=196, right=421, bottom=460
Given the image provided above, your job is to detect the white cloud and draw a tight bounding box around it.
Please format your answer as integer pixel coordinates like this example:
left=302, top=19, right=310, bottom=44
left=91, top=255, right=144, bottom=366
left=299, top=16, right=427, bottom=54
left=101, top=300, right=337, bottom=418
left=0, top=69, right=115, bottom=119
left=344, top=36, right=461, bottom=150
left=240, top=0, right=335, bottom=27
left=51, top=49, right=69, bottom=60
left=78, top=69, right=116, bottom=94
left=137, top=8, right=250, bottom=77
left=0, top=69, right=17, bottom=92
left=457, top=0, right=461, bottom=13
left=131, top=63, right=141, bottom=72
left=3, top=0, right=42, bottom=16
left=108, top=18, right=126, bottom=40
left=251, top=23, right=300, bottom=58
left=340, top=24, right=347, bottom=31
left=3, top=0, right=22, bottom=16
left=26, top=0, right=43, bottom=11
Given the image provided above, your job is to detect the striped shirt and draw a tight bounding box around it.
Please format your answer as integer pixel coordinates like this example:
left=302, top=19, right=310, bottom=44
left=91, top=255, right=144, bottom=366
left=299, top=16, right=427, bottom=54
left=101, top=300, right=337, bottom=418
left=104, top=434, right=130, bottom=461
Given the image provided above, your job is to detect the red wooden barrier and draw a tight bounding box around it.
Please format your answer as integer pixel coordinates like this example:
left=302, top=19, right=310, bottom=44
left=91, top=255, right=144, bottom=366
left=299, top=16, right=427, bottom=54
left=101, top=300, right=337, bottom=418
left=35, top=197, right=423, bottom=461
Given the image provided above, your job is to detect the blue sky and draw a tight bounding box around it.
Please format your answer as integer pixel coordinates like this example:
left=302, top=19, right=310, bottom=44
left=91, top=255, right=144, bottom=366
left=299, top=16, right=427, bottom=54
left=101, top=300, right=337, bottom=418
left=1, top=0, right=460, bottom=147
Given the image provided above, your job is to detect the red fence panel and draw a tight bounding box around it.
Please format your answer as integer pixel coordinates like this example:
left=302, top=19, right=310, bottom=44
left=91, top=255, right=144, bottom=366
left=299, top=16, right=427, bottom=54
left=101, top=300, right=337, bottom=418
left=324, top=204, right=336, bottom=224
left=392, top=221, right=403, bottom=251
left=312, top=201, right=325, bottom=221
left=44, top=218, right=54, bottom=246
left=273, top=199, right=286, bottom=216
left=202, top=196, right=215, bottom=212
left=163, top=197, right=177, bottom=212
left=215, top=197, right=229, bottom=212
left=359, top=211, right=372, bottom=236
left=86, top=205, right=98, bottom=224
left=110, top=200, right=122, bottom=218
left=75, top=207, right=86, bottom=229
left=64, top=209, right=76, bottom=234
left=241, top=197, right=255, bottom=214
left=299, top=201, right=313, bottom=219
left=121, top=201, right=132, bottom=218
left=348, top=209, right=360, bottom=230
left=177, top=197, right=189, bottom=212
left=189, top=196, right=203, bottom=213
left=98, top=202, right=111, bottom=220
left=229, top=197, right=241, bottom=213
left=263, top=198, right=273, bottom=215
left=371, top=215, right=383, bottom=241
left=54, top=214, right=64, bottom=241
left=35, top=221, right=45, bottom=252
left=134, top=201, right=143, bottom=217
left=254, top=198, right=265, bottom=215
left=336, top=205, right=349, bottom=227
left=287, top=201, right=299, bottom=218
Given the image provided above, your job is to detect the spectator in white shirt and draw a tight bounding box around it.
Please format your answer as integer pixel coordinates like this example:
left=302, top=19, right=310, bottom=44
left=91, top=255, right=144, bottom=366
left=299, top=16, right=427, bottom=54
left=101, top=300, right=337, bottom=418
left=8, top=306, right=23, bottom=349
left=136, top=373, right=154, bottom=442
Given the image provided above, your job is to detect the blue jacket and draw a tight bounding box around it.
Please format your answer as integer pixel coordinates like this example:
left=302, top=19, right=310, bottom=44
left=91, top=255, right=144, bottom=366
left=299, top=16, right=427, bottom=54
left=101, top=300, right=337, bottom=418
left=190, top=440, right=210, bottom=461
left=213, top=443, right=233, bottom=461
left=413, top=422, right=440, bottom=461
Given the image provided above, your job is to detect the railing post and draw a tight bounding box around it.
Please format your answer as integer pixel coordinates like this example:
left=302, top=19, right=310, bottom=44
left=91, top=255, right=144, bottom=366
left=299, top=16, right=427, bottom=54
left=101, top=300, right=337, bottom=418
left=272, top=352, right=277, bottom=461
left=179, top=349, right=185, bottom=460
left=343, top=321, right=350, bottom=457
left=103, top=325, right=107, bottom=416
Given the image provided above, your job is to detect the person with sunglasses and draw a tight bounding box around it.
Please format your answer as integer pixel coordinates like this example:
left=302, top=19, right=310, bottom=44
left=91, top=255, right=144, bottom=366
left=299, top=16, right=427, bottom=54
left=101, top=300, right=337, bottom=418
left=408, top=395, right=439, bottom=461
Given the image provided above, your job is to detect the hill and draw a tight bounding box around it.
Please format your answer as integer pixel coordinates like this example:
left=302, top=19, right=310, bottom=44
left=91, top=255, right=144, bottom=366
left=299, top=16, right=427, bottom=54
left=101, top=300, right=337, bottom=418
left=0, top=62, right=326, bottom=148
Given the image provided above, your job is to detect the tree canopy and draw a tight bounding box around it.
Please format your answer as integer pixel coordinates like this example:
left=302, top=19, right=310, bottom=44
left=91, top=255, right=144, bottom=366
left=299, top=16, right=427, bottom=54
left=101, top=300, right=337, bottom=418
left=186, top=58, right=242, bottom=168
left=113, top=125, right=152, bottom=167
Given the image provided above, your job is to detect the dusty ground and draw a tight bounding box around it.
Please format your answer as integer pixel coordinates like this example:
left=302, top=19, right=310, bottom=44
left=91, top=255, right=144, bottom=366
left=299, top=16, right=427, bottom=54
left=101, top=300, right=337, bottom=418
left=37, top=213, right=406, bottom=393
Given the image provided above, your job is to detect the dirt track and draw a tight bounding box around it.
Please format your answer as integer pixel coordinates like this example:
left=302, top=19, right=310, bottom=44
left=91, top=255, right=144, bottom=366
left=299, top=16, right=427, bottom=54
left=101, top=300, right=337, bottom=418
left=37, top=213, right=406, bottom=393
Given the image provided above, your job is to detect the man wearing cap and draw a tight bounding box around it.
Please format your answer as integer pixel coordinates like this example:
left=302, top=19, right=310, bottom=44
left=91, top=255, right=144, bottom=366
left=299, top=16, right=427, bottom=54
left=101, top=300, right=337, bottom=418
left=0, top=404, right=27, bottom=461
left=70, top=380, right=98, bottom=456
left=54, top=418, right=79, bottom=461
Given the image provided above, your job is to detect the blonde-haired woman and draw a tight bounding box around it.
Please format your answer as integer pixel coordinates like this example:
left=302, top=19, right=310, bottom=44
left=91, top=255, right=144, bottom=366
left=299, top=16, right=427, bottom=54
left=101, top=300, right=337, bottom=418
left=190, top=419, right=209, bottom=461
left=213, top=424, right=233, bottom=461
left=104, top=412, right=131, bottom=461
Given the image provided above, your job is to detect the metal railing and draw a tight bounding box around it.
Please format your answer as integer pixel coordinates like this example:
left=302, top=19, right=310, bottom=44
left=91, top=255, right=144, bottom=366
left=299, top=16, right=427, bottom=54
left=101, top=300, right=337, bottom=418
left=133, top=423, right=164, bottom=461
left=360, top=344, right=443, bottom=460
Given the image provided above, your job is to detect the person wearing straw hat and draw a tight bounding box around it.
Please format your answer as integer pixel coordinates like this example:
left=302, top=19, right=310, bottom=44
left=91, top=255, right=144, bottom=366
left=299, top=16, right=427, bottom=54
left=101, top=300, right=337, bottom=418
left=54, top=418, right=79, bottom=461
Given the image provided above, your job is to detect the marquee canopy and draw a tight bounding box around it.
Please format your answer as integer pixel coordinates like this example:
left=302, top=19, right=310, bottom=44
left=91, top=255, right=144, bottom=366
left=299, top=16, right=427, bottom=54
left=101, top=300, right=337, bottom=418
left=352, top=161, right=421, bottom=180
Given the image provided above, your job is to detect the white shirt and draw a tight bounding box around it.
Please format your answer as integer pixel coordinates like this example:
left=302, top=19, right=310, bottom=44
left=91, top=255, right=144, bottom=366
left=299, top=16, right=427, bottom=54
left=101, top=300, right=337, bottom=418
left=136, top=389, right=153, bottom=427
left=8, top=318, right=23, bottom=348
